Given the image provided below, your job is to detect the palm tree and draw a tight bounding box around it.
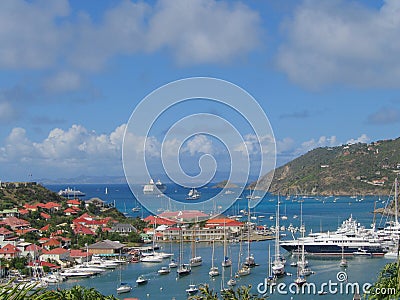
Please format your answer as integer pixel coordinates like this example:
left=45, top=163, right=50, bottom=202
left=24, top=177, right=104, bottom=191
left=189, top=284, right=266, bottom=300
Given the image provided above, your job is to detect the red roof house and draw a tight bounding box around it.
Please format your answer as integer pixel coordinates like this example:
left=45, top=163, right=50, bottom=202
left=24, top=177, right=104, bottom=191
left=40, top=212, right=51, bottom=220
left=0, top=243, right=21, bottom=259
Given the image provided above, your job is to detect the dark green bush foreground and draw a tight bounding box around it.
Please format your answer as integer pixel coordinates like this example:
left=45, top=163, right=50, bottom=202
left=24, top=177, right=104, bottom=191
left=366, top=262, right=400, bottom=299
left=0, top=283, right=117, bottom=300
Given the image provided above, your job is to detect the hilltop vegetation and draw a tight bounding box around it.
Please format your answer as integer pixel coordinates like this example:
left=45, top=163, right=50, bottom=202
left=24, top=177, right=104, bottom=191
left=250, top=138, right=400, bottom=195
left=0, top=182, right=63, bottom=210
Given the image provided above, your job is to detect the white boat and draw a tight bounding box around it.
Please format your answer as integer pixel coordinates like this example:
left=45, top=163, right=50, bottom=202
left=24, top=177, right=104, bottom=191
left=340, top=245, right=348, bottom=267
left=237, top=265, right=251, bottom=276
left=136, top=275, right=148, bottom=285
left=60, top=269, right=93, bottom=278
left=58, top=187, right=85, bottom=197
left=190, top=226, right=202, bottom=267
left=158, top=266, right=171, bottom=275
left=209, top=239, right=219, bottom=277
left=71, top=264, right=105, bottom=274
left=209, top=266, right=220, bottom=277
left=177, top=264, right=191, bottom=276
left=42, top=273, right=64, bottom=284
left=384, top=250, right=398, bottom=259
left=272, top=196, right=285, bottom=277
left=222, top=223, right=232, bottom=267
left=177, top=230, right=191, bottom=277
left=169, top=258, right=178, bottom=268
left=186, top=284, right=199, bottom=295
left=116, top=283, right=132, bottom=294
left=87, top=258, right=118, bottom=269
left=186, top=188, right=201, bottom=200
left=141, top=255, right=163, bottom=263
left=143, top=179, right=166, bottom=194
left=227, top=278, right=237, bottom=286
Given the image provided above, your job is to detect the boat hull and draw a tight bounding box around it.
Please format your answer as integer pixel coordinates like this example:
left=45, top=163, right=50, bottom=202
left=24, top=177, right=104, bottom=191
left=281, top=244, right=386, bottom=256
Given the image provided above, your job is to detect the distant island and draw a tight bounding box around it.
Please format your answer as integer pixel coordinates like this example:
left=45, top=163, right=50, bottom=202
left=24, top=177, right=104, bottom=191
left=249, top=137, right=400, bottom=196
left=212, top=180, right=239, bottom=189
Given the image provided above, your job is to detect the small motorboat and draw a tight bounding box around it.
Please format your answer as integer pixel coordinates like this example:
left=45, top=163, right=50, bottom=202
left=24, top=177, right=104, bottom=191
left=186, top=284, right=199, bottom=295
left=158, top=267, right=170, bottom=275
left=136, top=275, right=148, bottom=285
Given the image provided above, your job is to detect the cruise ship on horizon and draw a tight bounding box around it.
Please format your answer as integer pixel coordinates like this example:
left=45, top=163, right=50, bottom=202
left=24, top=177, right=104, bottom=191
left=143, top=179, right=167, bottom=194
left=58, top=187, right=86, bottom=198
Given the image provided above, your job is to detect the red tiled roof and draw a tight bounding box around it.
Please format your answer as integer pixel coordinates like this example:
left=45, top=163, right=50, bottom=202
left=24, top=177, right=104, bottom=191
left=64, top=208, right=78, bottom=214
left=144, top=215, right=176, bottom=226
left=18, top=209, right=29, bottom=215
left=0, top=227, right=13, bottom=235
left=74, top=224, right=95, bottom=235
left=0, top=243, right=21, bottom=254
left=23, top=204, right=38, bottom=210
left=67, top=199, right=81, bottom=205
left=43, top=238, right=61, bottom=247
left=158, top=210, right=208, bottom=221
left=15, top=228, right=37, bottom=235
left=165, top=227, right=181, bottom=231
left=70, top=249, right=91, bottom=257
left=205, top=218, right=244, bottom=227
left=42, top=247, right=68, bottom=255
left=40, top=224, right=50, bottom=232
left=40, top=212, right=51, bottom=219
left=43, top=202, right=61, bottom=209
left=3, top=216, right=30, bottom=228
left=28, top=260, right=60, bottom=269
left=26, top=244, right=43, bottom=251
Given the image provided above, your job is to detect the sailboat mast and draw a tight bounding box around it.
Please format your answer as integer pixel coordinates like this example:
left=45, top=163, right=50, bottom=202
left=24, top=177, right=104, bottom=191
left=395, top=177, right=398, bottom=225
left=275, top=194, right=280, bottom=258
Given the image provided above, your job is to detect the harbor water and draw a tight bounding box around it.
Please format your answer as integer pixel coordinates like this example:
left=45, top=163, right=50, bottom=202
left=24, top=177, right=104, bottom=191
left=45, top=183, right=394, bottom=299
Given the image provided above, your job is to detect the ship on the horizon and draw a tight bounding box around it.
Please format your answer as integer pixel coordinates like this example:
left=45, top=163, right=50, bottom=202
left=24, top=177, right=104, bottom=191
left=58, top=187, right=86, bottom=198
left=143, top=179, right=167, bottom=194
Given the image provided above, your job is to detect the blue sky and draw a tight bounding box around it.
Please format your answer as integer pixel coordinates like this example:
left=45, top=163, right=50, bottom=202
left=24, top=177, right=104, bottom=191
left=1, top=0, right=400, bottom=183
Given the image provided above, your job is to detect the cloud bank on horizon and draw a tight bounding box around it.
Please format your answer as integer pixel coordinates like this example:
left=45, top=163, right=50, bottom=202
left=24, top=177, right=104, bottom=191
left=0, top=0, right=400, bottom=181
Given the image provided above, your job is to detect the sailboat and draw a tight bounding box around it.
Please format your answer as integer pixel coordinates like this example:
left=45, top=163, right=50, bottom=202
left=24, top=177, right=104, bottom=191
left=116, top=251, right=132, bottom=294
left=227, top=256, right=237, bottom=286
left=236, top=227, right=251, bottom=277
left=177, top=229, right=191, bottom=277
left=295, top=223, right=308, bottom=285
left=222, top=221, right=232, bottom=267
left=267, top=244, right=276, bottom=286
left=272, top=195, right=285, bottom=277
left=244, top=197, right=256, bottom=267
left=209, top=239, right=219, bottom=277
left=340, top=245, right=348, bottom=267
left=186, top=188, right=201, bottom=200
left=281, top=204, right=288, bottom=220
left=189, top=225, right=202, bottom=267
left=140, top=220, right=163, bottom=263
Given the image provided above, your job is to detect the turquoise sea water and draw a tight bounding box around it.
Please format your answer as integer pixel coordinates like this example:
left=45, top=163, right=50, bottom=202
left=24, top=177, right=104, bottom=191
left=45, top=183, right=394, bottom=299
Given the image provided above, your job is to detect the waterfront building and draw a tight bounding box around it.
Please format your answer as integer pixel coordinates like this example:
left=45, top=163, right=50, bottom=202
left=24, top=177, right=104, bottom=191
left=87, top=240, right=126, bottom=256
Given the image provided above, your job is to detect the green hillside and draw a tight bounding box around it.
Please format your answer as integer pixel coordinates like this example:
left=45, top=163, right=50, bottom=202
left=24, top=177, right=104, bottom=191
left=250, top=137, right=400, bottom=195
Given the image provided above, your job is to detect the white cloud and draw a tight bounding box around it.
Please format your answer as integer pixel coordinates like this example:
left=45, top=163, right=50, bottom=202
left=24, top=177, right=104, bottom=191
left=294, top=135, right=338, bottom=156
left=277, top=0, right=400, bottom=88
left=0, top=0, right=69, bottom=69
left=367, top=107, right=400, bottom=124
left=146, top=0, right=261, bottom=65
left=0, top=124, right=126, bottom=178
left=234, top=134, right=276, bottom=156
left=182, top=135, right=214, bottom=156
left=43, top=71, right=82, bottom=93
left=0, top=101, right=17, bottom=122
left=0, top=0, right=261, bottom=72
left=346, top=134, right=369, bottom=145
